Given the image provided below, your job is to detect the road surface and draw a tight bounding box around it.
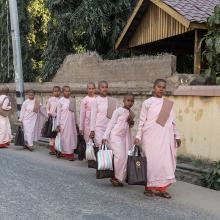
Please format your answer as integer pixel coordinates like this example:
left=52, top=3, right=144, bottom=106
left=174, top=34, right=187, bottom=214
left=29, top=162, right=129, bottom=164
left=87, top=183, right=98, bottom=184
left=0, top=145, right=220, bottom=220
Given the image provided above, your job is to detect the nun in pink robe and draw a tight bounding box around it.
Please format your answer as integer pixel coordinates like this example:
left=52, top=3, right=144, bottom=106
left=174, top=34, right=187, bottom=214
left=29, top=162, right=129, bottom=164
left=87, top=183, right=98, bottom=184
left=46, top=96, right=60, bottom=153
left=0, top=95, right=12, bottom=148
left=19, top=99, right=46, bottom=148
left=79, top=96, right=95, bottom=143
left=136, top=97, right=180, bottom=192
left=56, top=97, right=77, bottom=159
left=103, top=107, right=133, bottom=182
left=90, top=96, right=117, bottom=147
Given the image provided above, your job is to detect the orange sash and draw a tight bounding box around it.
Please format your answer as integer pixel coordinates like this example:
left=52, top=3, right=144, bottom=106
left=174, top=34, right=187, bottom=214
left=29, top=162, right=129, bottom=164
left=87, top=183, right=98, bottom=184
left=156, top=99, right=173, bottom=127
left=0, top=97, right=10, bottom=117
left=69, top=97, right=76, bottom=112
left=33, top=99, right=40, bottom=113
left=107, top=97, right=117, bottom=119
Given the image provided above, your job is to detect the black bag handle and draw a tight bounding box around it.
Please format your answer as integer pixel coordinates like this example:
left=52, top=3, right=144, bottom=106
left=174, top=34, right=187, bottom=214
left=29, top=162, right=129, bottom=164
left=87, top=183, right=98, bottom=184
left=92, top=138, right=97, bottom=149
left=134, top=145, right=141, bottom=156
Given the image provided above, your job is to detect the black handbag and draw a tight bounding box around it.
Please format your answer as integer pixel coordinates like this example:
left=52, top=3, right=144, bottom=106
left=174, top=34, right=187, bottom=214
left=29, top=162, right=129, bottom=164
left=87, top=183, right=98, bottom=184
left=15, top=126, right=25, bottom=146
left=41, top=116, right=53, bottom=138
left=76, top=134, right=86, bottom=160
left=127, top=145, right=147, bottom=185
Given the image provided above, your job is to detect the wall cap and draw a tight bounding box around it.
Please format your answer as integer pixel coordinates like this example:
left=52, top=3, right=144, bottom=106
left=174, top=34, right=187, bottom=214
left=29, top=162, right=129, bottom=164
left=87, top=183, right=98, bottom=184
left=173, top=86, right=220, bottom=97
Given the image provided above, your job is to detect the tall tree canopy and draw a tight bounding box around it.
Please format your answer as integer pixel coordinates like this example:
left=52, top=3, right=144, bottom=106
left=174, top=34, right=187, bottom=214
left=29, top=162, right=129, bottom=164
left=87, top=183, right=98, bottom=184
left=42, top=0, right=136, bottom=81
left=0, top=0, right=48, bottom=82
left=0, top=0, right=135, bottom=82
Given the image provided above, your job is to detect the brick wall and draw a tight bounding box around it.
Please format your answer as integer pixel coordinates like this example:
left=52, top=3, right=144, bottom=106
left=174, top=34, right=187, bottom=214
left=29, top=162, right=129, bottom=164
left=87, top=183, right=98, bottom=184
left=52, top=52, right=176, bottom=84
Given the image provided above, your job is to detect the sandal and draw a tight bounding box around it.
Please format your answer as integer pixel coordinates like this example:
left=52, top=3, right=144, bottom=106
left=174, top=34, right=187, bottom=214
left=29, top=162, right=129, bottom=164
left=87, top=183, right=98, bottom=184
left=56, top=151, right=61, bottom=158
left=23, top=145, right=28, bottom=150
left=27, top=146, right=34, bottom=152
left=110, top=178, right=121, bottom=187
left=155, top=192, right=172, bottom=199
left=118, top=182, right=124, bottom=187
left=144, top=190, right=155, bottom=197
left=68, top=158, right=75, bottom=161
left=49, top=151, right=56, bottom=155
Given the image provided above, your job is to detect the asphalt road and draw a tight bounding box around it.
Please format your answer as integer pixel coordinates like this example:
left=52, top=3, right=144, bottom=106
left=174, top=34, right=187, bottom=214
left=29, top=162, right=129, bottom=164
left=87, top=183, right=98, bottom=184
left=0, top=145, right=219, bottom=220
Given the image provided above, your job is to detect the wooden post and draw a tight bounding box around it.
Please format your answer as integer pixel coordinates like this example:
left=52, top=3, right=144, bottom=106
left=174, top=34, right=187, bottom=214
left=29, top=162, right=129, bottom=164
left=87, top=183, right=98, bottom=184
left=194, top=30, right=201, bottom=74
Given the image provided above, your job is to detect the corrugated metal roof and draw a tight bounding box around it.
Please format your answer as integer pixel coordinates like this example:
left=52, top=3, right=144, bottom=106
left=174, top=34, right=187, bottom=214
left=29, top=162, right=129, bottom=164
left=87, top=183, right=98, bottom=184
left=162, top=0, right=220, bottom=23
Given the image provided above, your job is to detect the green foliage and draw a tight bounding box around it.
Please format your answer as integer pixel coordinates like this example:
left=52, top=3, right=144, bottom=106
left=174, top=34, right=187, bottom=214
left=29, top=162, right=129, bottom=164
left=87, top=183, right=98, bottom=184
left=203, top=161, right=220, bottom=190
left=0, top=0, right=13, bottom=83
left=0, top=0, right=34, bottom=82
left=203, top=5, right=220, bottom=85
left=1, top=0, right=135, bottom=82
left=27, top=0, right=50, bottom=79
left=42, top=0, right=135, bottom=81
left=17, top=0, right=33, bottom=82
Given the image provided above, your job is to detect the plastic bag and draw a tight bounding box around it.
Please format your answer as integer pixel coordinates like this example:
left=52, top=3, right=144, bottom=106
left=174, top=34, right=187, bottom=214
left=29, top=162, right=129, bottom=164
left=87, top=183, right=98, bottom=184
left=55, top=133, right=62, bottom=152
left=128, top=145, right=139, bottom=156
left=86, top=139, right=96, bottom=161
left=97, top=144, right=113, bottom=171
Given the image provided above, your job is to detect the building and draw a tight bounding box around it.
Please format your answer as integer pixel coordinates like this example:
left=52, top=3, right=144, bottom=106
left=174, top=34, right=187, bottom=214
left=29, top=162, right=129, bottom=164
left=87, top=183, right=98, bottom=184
left=115, top=0, right=220, bottom=74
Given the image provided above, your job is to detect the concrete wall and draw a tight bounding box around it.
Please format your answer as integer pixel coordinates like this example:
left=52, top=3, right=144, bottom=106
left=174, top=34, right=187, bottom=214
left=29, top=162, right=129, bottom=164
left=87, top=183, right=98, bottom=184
left=173, top=95, right=220, bottom=161
left=52, top=52, right=177, bottom=84
left=2, top=83, right=220, bottom=161
left=1, top=53, right=219, bottom=161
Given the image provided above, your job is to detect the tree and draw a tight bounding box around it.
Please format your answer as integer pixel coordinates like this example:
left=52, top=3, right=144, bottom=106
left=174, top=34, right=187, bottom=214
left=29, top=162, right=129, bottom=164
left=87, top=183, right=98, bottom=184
left=0, top=0, right=13, bottom=83
left=27, top=0, right=50, bottom=80
left=203, top=5, right=220, bottom=85
left=0, top=0, right=33, bottom=82
left=42, top=0, right=135, bottom=81
left=1, top=0, right=136, bottom=82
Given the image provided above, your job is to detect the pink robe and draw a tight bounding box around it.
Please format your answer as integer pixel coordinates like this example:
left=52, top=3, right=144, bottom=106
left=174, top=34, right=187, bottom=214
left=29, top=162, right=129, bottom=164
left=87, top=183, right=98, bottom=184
left=103, top=107, right=133, bottom=182
left=79, top=96, right=95, bottom=142
left=19, top=99, right=46, bottom=147
left=46, top=97, right=60, bottom=146
left=56, top=97, right=77, bottom=154
left=0, top=95, right=12, bottom=147
left=90, top=96, right=117, bottom=147
left=136, top=97, right=180, bottom=188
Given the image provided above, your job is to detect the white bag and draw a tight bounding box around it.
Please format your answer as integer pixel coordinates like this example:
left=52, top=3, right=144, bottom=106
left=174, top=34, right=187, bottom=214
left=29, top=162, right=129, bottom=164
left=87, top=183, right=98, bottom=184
left=97, top=144, right=113, bottom=171
left=55, top=133, right=62, bottom=152
left=128, top=145, right=139, bottom=156
left=52, top=117, right=56, bottom=132
left=86, top=139, right=96, bottom=161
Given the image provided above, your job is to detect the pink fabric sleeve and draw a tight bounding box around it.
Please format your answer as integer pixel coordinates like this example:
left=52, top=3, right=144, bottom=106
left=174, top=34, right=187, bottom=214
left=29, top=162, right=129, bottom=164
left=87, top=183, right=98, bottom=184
left=90, top=99, right=97, bottom=131
left=39, top=105, right=47, bottom=118
left=56, top=101, right=61, bottom=126
left=79, top=99, right=86, bottom=131
left=46, top=99, right=51, bottom=115
left=171, top=110, right=180, bottom=139
left=136, top=102, right=148, bottom=140
left=72, top=98, right=78, bottom=125
left=19, top=101, right=26, bottom=122
left=115, top=99, right=119, bottom=109
left=2, top=97, right=11, bottom=110
left=103, top=109, right=120, bottom=139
